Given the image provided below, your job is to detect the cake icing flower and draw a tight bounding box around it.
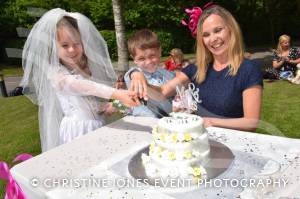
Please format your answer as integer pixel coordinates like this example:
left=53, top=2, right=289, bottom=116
left=159, top=133, right=166, bottom=141
left=168, top=151, right=176, bottom=160
left=171, top=134, right=178, bottom=142
left=184, top=133, right=192, bottom=141
left=188, top=167, right=202, bottom=177
left=184, top=151, right=193, bottom=159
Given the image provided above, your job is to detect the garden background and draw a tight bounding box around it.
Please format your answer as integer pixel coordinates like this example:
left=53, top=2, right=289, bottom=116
left=0, top=0, right=300, bottom=197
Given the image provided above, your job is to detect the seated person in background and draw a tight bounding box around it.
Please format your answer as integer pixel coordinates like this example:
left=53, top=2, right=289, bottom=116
left=272, top=34, right=300, bottom=80
left=124, top=29, right=175, bottom=117
left=244, top=52, right=252, bottom=59
left=290, top=63, right=300, bottom=84
left=163, top=48, right=188, bottom=71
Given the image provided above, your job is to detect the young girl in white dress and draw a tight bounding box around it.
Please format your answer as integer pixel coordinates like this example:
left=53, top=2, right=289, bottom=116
left=21, top=8, right=138, bottom=152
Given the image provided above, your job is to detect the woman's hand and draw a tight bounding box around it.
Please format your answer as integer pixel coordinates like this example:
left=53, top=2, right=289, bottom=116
left=130, top=72, right=148, bottom=100
left=273, top=58, right=285, bottom=68
left=111, top=89, right=139, bottom=107
left=203, top=117, right=214, bottom=128
left=283, top=56, right=290, bottom=62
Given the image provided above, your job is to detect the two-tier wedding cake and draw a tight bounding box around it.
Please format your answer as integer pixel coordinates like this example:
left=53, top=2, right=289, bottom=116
left=141, top=112, right=210, bottom=182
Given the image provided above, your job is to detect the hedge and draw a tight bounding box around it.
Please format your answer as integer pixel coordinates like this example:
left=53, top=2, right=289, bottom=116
left=0, top=29, right=196, bottom=64
left=100, top=29, right=195, bottom=61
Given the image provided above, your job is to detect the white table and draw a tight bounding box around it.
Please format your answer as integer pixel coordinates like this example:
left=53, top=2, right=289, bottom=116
left=11, top=116, right=300, bottom=199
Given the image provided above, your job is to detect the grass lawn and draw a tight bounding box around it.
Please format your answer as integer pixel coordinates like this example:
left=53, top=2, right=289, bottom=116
left=0, top=96, right=40, bottom=197
left=0, top=64, right=23, bottom=76
left=0, top=80, right=300, bottom=197
left=258, top=81, right=300, bottom=138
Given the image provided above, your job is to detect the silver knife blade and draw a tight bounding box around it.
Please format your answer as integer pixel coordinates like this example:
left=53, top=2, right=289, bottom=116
left=140, top=98, right=170, bottom=118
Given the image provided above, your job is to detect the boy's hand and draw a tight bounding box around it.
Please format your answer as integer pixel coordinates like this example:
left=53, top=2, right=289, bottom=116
left=130, top=72, right=148, bottom=100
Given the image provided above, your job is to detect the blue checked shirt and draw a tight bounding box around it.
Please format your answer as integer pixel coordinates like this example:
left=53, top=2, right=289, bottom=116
left=124, top=66, right=175, bottom=117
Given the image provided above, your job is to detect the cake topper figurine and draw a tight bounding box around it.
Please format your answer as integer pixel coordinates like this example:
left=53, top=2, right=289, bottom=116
left=173, top=83, right=201, bottom=113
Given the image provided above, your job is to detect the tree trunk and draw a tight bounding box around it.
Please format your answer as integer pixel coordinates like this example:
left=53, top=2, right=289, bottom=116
left=112, top=0, right=129, bottom=72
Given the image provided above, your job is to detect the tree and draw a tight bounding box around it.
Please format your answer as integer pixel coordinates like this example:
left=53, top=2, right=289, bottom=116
left=112, top=0, right=128, bottom=72
left=263, top=0, right=275, bottom=45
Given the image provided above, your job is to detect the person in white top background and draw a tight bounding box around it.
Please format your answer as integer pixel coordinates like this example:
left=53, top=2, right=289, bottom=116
left=20, top=8, right=138, bottom=152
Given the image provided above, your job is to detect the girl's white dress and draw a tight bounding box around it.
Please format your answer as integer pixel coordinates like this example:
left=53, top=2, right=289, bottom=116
left=54, top=67, right=113, bottom=144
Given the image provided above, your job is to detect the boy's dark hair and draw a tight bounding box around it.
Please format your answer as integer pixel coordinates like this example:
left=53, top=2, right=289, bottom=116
left=127, top=29, right=160, bottom=57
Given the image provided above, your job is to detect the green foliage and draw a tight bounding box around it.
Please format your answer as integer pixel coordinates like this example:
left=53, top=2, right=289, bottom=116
left=123, top=0, right=195, bottom=29
left=4, top=38, right=26, bottom=49
left=156, top=30, right=175, bottom=56
left=100, top=30, right=117, bottom=60
left=87, top=0, right=113, bottom=29
left=156, top=29, right=196, bottom=56
left=1, top=0, right=299, bottom=64
left=100, top=29, right=195, bottom=60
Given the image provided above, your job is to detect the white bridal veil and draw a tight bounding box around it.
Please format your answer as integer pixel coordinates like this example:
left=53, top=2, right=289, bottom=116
left=20, top=8, right=117, bottom=152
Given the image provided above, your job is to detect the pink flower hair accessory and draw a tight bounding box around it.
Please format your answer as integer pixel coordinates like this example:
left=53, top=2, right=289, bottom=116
left=181, top=2, right=217, bottom=38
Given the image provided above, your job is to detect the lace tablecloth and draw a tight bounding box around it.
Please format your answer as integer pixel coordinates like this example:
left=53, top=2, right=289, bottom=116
left=11, top=116, right=300, bottom=199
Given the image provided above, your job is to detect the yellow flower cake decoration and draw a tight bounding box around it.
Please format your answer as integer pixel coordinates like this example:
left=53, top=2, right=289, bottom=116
left=184, top=151, right=193, bottom=159
left=168, top=151, right=176, bottom=160
left=184, top=133, right=192, bottom=142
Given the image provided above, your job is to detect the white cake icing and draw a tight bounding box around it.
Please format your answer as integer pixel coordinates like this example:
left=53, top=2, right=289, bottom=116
left=142, top=112, right=210, bottom=182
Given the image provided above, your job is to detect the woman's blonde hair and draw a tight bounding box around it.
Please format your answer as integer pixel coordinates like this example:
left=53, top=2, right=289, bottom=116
left=276, top=34, right=290, bottom=54
left=170, top=48, right=184, bottom=64
left=195, top=6, right=244, bottom=83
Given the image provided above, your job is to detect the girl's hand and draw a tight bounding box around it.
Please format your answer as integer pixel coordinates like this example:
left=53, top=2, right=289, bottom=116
left=130, top=72, right=148, bottom=100
left=102, top=102, right=118, bottom=116
left=112, top=89, right=139, bottom=107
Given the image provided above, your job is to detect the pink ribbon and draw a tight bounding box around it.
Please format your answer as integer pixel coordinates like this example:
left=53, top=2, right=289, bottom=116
left=0, top=153, right=33, bottom=199
left=182, top=2, right=217, bottom=38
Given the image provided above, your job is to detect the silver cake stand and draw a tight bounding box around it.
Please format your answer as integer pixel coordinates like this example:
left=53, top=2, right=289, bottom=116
left=128, top=139, right=234, bottom=191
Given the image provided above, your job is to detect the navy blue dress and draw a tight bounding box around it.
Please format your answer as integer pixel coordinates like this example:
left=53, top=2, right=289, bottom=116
left=182, top=59, right=263, bottom=118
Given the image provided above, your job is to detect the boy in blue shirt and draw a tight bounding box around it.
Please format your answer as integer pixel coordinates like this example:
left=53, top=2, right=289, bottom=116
left=124, top=29, right=175, bottom=117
